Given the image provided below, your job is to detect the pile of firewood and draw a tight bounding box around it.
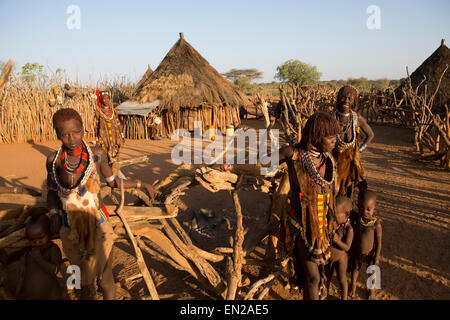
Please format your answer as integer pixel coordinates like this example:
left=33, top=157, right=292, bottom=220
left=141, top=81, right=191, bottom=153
left=0, top=157, right=293, bottom=300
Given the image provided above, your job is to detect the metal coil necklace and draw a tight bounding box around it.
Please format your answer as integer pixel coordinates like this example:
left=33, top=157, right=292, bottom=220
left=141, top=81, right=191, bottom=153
left=308, top=148, right=321, bottom=159
left=300, top=149, right=335, bottom=188
left=336, top=110, right=351, bottom=117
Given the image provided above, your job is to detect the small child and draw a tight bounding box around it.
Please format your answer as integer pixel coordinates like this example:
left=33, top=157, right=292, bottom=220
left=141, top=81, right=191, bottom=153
left=20, top=214, right=63, bottom=299
left=349, top=189, right=382, bottom=300
left=325, top=195, right=354, bottom=300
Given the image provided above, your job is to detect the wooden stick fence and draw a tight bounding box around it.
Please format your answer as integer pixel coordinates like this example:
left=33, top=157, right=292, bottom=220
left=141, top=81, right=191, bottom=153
left=0, top=80, right=97, bottom=143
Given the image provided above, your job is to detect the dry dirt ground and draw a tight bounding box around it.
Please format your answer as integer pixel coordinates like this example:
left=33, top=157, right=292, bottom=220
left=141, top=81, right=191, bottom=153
left=0, top=120, right=449, bottom=300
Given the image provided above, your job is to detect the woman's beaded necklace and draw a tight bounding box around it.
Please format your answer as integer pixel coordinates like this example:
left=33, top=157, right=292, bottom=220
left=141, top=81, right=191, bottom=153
left=334, top=110, right=358, bottom=151
left=99, top=106, right=114, bottom=120
left=52, top=141, right=95, bottom=193
left=62, top=145, right=84, bottom=174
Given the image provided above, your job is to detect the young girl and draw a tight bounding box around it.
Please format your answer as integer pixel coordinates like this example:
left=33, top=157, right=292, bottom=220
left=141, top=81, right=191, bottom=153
left=349, top=189, right=382, bottom=299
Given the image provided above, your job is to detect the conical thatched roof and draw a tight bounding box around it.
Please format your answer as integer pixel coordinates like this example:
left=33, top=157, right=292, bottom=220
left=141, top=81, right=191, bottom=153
left=397, top=39, right=449, bottom=107
left=135, top=65, right=153, bottom=91
left=133, top=33, right=248, bottom=112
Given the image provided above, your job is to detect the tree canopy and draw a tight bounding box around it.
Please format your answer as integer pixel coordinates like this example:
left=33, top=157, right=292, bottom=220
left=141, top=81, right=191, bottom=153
left=223, top=68, right=263, bottom=89
left=275, top=60, right=321, bottom=86
left=19, top=62, right=46, bottom=82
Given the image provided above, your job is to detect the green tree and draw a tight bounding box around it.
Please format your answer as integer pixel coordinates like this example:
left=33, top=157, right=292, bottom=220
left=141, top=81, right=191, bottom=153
left=389, top=78, right=406, bottom=88
left=371, top=78, right=391, bottom=91
left=347, top=77, right=369, bottom=92
left=223, top=68, right=263, bottom=89
left=19, top=62, right=47, bottom=83
left=275, top=60, right=321, bottom=85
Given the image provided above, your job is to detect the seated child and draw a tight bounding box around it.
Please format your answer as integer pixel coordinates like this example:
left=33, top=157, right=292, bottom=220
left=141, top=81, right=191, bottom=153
left=19, top=214, right=63, bottom=299
left=349, top=189, right=382, bottom=300
left=325, top=195, right=354, bottom=300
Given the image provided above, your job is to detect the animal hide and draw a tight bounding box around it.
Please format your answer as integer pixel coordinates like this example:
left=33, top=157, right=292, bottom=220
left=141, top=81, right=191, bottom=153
left=333, top=142, right=365, bottom=195
left=293, top=156, right=335, bottom=260
left=61, top=175, right=101, bottom=255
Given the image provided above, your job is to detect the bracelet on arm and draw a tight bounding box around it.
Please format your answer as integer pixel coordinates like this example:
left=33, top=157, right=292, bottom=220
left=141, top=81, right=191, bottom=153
left=13, top=187, right=18, bottom=194
left=136, top=180, right=141, bottom=189
left=105, top=174, right=116, bottom=183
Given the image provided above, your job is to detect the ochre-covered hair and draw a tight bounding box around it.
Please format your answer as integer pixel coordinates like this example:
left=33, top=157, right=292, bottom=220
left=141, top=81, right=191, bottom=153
left=52, top=108, right=83, bottom=132
left=336, top=85, right=359, bottom=110
left=299, top=112, right=340, bottom=150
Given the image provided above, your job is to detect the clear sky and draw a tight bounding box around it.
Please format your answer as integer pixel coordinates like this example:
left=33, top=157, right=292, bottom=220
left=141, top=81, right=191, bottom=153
left=0, top=0, right=449, bottom=84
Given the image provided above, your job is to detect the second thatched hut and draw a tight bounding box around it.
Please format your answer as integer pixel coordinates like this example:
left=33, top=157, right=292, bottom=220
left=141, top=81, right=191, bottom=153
left=396, top=39, right=449, bottom=111
left=132, top=33, right=248, bottom=137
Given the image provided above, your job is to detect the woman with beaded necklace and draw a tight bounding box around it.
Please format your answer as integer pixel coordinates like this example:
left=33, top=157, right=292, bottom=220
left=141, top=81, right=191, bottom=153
left=279, top=112, right=340, bottom=300
left=215, top=112, right=340, bottom=300
left=331, top=85, right=374, bottom=197
left=46, top=108, right=160, bottom=299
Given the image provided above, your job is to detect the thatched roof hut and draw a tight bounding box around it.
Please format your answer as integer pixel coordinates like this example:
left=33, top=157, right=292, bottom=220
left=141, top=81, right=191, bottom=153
left=132, top=33, right=248, bottom=136
left=135, top=65, right=153, bottom=92
left=397, top=39, right=449, bottom=109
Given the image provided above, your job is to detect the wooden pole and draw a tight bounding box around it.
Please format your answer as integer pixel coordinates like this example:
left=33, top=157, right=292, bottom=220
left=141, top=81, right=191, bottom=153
left=115, top=178, right=160, bottom=300
left=225, top=175, right=245, bottom=300
left=0, top=59, right=14, bottom=88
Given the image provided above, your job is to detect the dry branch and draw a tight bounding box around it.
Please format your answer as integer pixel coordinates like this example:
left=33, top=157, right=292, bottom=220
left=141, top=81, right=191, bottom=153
left=225, top=175, right=245, bottom=300
left=115, top=178, right=160, bottom=300
left=159, top=218, right=225, bottom=297
left=0, top=228, right=26, bottom=249
left=243, top=258, right=289, bottom=300
left=0, top=59, right=14, bottom=88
